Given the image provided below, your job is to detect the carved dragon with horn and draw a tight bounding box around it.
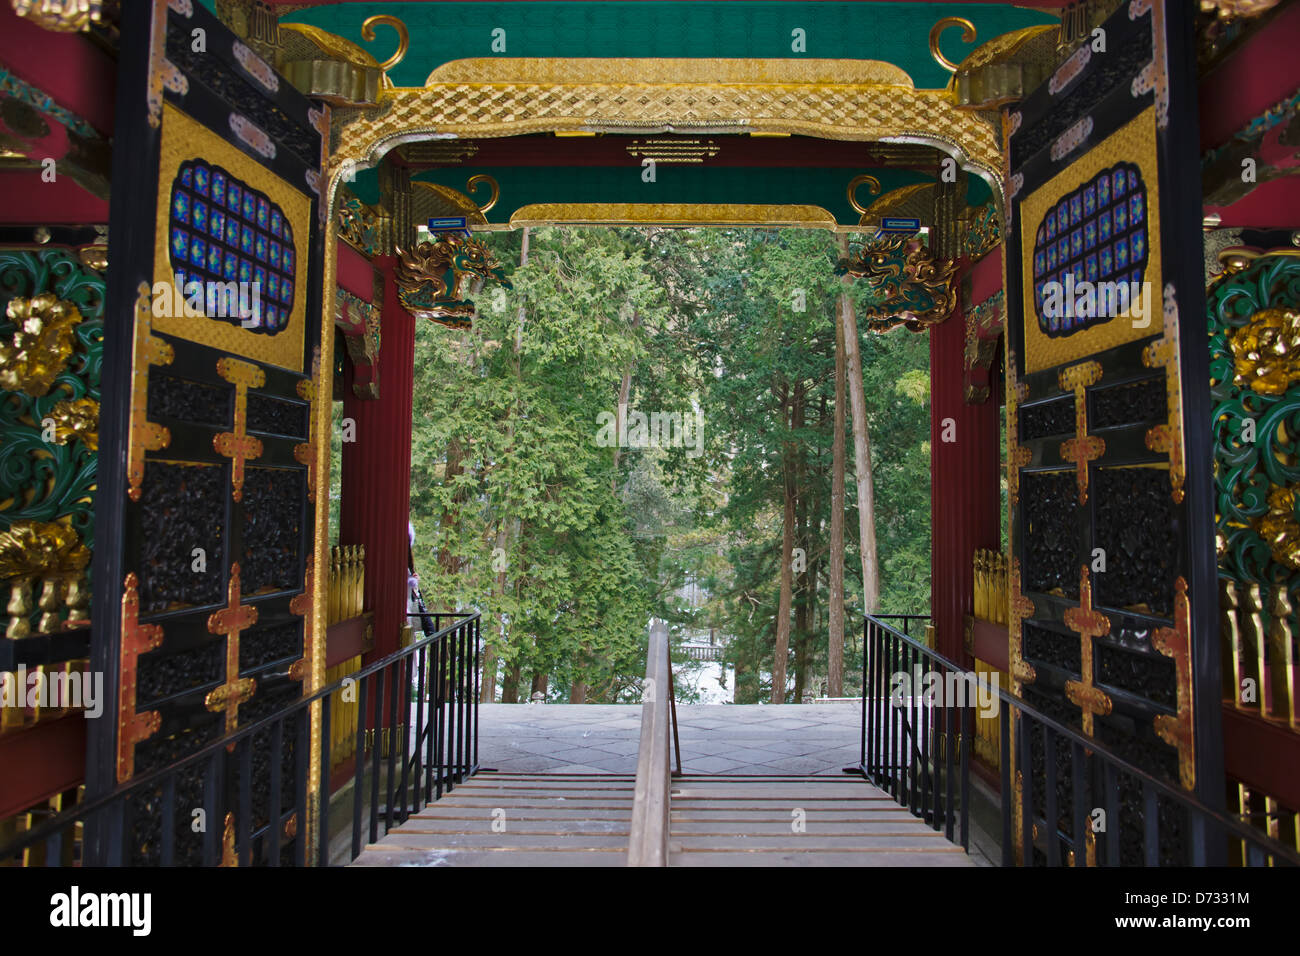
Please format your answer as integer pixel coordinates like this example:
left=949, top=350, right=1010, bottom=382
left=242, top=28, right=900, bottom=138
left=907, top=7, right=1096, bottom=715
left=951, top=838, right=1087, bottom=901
left=835, top=236, right=958, bottom=332
left=394, top=234, right=512, bottom=327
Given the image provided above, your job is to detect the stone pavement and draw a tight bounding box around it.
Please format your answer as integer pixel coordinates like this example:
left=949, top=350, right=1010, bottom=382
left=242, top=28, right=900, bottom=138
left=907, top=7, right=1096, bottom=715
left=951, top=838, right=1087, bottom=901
left=476, top=703, right=862, bottom=775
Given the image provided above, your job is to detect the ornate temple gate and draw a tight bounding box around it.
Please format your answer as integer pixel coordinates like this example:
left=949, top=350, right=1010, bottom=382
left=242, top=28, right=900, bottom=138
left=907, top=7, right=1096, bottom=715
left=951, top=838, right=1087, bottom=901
left=1002, top=1, right=1223, bottom=863
left=88, top=1, right=328, bottom=864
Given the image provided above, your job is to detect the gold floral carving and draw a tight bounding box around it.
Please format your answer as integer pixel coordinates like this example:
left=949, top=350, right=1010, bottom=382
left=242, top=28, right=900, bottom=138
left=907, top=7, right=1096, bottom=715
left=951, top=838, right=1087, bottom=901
left=1200, top=1, right=1283, bottom=21
left=48, top=396, right=98, bottom=451
left=1143, top=284, right=1186, bottom=503
left=127, top=282, right=173, bottom=503
left=213, top=357, right=265, bottom=503
left=1063, top=568, right=1114, bottom=736
left=1152, top=577, right=1195, bottom=789
left=117, top=572, right=163, bottom=782
left=0, top=520, right=87, bottom=581
left=1058, top=360, right=1104, bottom=505
left=1228, top=307, right=1300, bottom=396
left=0, top=293, right=82, bottom=396
left=1257, top=488, right=1300, bottom=571
left=10, top=0, right=105, bottom=32
left=0, top=521, right=88, bottom=638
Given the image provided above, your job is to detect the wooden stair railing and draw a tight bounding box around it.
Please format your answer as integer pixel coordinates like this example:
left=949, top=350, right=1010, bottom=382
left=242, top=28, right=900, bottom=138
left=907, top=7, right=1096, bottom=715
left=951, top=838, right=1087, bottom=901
left=628, top=619, right=674, bottom=866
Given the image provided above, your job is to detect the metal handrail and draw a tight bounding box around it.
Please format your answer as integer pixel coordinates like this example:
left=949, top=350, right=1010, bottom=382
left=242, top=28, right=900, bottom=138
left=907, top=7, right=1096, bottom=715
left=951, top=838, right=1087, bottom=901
left=667, top=643, right=682, bottom=777
left=862, top=613, right=1300, bottom=867
left=1, top=611, right=481, bottom=867
left=862, top=614, right=971, bottom=848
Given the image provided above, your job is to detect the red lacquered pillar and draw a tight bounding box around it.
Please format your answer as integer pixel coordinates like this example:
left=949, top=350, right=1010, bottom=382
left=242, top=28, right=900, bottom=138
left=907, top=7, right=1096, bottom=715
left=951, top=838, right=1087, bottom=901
left=340, top=256, right=415, bottom=665
left=929, top=253, right=1003, bottom=664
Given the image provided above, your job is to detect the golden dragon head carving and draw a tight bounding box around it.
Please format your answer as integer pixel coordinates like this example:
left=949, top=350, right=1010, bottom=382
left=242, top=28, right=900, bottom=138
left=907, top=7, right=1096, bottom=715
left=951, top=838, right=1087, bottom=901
left=835, top=236, right=958, bottom=332
left=394, top=234, right=512, bottom=328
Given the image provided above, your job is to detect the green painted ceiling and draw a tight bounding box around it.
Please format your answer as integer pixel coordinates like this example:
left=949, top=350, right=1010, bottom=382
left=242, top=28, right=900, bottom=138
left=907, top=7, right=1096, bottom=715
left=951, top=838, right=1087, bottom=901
left=381, top=163, right=993, bottom=226
left=278, top=2, right=1056, bottom=91
left=198, top=1, right=1029, bottom=224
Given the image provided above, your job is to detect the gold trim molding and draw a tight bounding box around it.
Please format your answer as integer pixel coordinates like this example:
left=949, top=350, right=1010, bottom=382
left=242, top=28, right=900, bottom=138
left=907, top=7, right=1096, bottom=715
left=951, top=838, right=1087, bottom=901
left=328, top=59, right=1005, bottom=202
left=507, top=203, right=839, bottom=230
left=423, top=58, right=914, bottom=87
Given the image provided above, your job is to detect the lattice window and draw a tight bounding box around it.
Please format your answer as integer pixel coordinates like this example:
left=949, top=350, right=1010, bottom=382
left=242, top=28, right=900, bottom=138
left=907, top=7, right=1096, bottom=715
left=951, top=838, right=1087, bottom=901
left=1031, top=162, right=1149, bottom=336
left=167, top=159, right=296, bottom=333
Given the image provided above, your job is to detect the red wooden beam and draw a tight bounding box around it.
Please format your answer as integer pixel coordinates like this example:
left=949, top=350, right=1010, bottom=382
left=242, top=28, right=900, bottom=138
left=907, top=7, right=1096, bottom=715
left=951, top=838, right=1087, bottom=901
left=1198, top=1, right=1300, bottom=153
left=0, top=4, right=115, bottom=137
left=966, top=616, right=1010, bottom=671
left=336, top=242, right=374, bottom=299
left=394, top=134, right=946, bottom=170
left=0, top=170, right=108, bottom=225
left=325, top=613, right=375, bottom=669
left=1208, top=177, right=1300, bottom=229
left=1222, top=706, right=1300, bottom=809
left=0, top=715, right=86, bottom=819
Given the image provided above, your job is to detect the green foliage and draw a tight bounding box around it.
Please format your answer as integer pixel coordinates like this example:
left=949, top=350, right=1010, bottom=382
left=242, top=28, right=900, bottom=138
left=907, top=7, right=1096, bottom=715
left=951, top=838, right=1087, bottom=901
left=405, top=227, right=930, bottom=702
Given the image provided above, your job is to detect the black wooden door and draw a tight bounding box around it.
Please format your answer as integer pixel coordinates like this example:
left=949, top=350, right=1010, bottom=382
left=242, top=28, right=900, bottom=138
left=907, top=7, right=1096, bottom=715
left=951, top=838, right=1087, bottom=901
left=1002, top=0, right=1222, bottom=865
left=90, top=1, right=327, bottom=864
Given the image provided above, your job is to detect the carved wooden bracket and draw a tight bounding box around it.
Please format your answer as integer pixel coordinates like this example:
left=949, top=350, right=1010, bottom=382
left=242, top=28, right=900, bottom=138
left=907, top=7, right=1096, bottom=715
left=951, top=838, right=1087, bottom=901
left=335, top=287, right=380, bottom=399
left=963, top=290, right=1004, bottom=404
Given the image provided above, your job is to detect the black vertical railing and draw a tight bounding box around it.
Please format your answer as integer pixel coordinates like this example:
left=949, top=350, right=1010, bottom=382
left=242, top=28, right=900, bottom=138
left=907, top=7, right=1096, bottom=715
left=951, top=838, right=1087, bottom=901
left=861, top=614, right=969, bottom=850
left=862, top=613, right=1299, bottom=867
left=0, top=611, right=481, bottom=867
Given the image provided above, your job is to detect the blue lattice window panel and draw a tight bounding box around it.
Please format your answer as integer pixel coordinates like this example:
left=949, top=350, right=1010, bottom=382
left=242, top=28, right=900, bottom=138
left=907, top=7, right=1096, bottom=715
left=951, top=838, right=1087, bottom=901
left=1031, top=162, right=1148, bottom=337
left=168, top=159, right=296, bottom=334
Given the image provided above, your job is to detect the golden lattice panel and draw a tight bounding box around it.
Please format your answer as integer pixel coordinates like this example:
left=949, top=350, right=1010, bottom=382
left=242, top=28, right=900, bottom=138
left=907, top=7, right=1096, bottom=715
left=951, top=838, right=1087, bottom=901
left=332, top=80, right=1002, bottom=186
